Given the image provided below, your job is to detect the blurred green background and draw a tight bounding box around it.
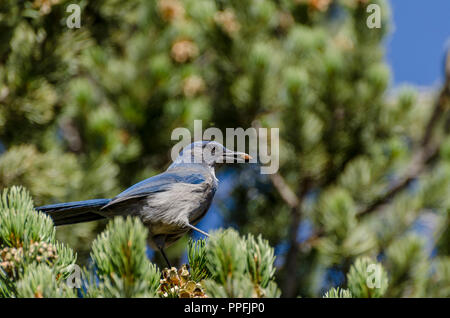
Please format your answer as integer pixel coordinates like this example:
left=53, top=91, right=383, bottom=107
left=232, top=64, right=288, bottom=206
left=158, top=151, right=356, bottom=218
left=0, top=0, right=449, bottom=297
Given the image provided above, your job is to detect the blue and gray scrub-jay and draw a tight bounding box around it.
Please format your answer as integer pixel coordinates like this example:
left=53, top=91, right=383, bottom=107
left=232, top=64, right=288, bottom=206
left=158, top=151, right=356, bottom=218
left=36, top=141, right=251, bottom=267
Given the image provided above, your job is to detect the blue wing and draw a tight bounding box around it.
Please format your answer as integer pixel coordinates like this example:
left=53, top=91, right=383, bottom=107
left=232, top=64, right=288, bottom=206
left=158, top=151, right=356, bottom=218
left=101, top=166, right=208, bottom=209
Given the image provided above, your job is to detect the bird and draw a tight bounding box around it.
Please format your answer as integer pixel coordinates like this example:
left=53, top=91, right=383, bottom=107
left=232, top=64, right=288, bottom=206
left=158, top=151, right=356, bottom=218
left=36, top=141, right=252, bottom=267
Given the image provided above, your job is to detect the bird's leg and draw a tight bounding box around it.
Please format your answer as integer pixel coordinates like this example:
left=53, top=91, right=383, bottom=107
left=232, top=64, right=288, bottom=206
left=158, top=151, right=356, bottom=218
left=154, top=235, right=172, bottom=268
left=186, top=223, right=210, bottom=237
left=158, top=246, right=172, bottom=268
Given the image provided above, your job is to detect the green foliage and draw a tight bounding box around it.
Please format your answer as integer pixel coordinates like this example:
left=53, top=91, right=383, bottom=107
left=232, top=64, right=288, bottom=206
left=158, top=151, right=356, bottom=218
left=202, top=274, right=257, bottom=298
left=0, top=146, right=83, bottom=206
left=205, top=229, right=247, bottom=285
left=201, top=229, right=280, bottom=298
left=427, top=257, right=450, bottom=298
left=318, top=188, right=357, bottom=239
left=323, top=257, right=388, bottom=298
left=0, top=0, right=449, bottom=298
left=316, top=188, right=377, bottom=266
left=346, top=257, right=388, bottom=298
left=167, top=231, right=280, bottom=298
left=187, top=238, right=210, bottom=282
left=0, top=187, right=280, bottom=298
left=16, top=263, right=76, bottom=298
left=0, top=187, right=76, bottom=297
left=245, top=234, right=276, bottom=289
left=384, top=234, right=429, bottom=297
left=323, top=287, right=352, bottom=298
left=88, top=217, right=160, bottom=297
left=0, top=186, right=55, bottom=246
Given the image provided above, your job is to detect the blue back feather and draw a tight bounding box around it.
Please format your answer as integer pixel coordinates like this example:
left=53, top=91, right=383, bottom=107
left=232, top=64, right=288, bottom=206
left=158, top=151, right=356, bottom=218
left=103, top=164, right=211, bottom=208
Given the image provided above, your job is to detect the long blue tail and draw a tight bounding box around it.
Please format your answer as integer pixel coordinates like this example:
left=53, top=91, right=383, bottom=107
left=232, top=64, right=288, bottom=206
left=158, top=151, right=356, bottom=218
left=36, top=199, right=111, bottom=226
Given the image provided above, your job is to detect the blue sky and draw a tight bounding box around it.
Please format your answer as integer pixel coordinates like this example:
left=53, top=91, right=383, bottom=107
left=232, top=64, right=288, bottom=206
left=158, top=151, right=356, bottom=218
left=386, top=0, right=450, bottom=87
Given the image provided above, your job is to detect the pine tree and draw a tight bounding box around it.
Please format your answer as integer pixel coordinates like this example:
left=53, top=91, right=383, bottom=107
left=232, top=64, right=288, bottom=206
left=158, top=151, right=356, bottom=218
left=0, top=186, right=77, bottom=297
left=0, top=186, right=280, bottom=298
left=0, top=0, right=449, bottom=297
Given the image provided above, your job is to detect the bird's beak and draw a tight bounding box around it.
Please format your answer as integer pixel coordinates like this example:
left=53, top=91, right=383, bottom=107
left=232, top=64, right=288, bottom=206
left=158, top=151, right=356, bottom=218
left=223, top=150, right=252, bottom=163
left=239, top=153, right=252, bottom=161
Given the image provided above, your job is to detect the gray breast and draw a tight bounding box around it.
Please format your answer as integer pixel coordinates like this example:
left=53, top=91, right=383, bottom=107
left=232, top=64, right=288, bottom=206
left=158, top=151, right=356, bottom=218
left=139, top=177, right=217, bottom=239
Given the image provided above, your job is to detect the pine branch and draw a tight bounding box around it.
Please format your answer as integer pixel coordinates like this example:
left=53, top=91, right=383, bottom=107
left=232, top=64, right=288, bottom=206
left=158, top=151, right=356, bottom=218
left=300, top=50, right=450, bottom=249
left=273, top=52, right=450, bottom=298
left=269, top=173, right=300, bottom=209
left=358, top=50, right=450, bottom=217
left=269, top=173, right=312, bottom=297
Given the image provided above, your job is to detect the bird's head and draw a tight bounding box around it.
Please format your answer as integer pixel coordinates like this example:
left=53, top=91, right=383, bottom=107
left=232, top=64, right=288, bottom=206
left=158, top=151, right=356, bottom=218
left=171, top=141, right=252, bottom=167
